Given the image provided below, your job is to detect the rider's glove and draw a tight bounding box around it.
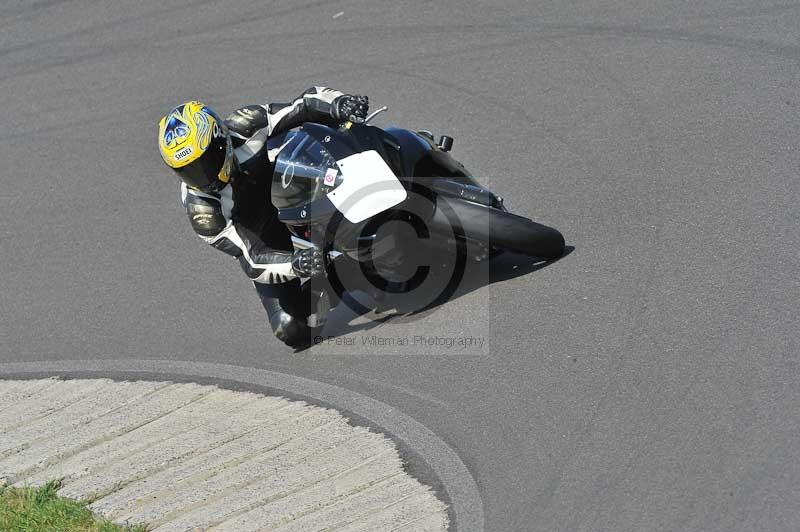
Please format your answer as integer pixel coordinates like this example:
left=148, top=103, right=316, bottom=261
left=332, top=95, right=369, bottom=124
left=291, top=247, right=326, bottom=278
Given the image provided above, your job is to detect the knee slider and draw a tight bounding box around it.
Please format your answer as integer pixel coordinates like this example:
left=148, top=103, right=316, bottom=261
left=269, top=310, right=310, bottom=348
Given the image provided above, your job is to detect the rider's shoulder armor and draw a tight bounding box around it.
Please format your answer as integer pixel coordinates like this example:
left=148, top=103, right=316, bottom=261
left=225, top=105, right=268, bottom=141
left=185, top=192, right=227, bottom=237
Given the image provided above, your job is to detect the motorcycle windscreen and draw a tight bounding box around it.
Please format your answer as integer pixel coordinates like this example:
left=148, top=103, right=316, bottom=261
left=327, top=150, right=407, bottom=223
left=271, top=132, right=333, bottom=211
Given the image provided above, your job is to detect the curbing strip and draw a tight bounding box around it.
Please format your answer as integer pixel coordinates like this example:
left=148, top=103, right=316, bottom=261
left=0, top=359, right=483, bottom=532
left=0, top=378, right=448, bottom=531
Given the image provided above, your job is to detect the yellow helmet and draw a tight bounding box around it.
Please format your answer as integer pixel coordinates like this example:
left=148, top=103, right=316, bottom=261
left=158, top=101, right=234, bottom=192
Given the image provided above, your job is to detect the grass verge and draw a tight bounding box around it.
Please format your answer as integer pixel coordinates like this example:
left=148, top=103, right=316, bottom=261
left=0, top=480, right=148, bottom=531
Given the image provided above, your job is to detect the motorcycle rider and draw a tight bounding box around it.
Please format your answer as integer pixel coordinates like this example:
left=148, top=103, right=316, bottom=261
left=157, top=87, right=369, bottom=348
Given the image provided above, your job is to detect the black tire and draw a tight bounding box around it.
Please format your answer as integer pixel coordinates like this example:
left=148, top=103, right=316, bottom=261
left=430, top=195, right=565, bottom=259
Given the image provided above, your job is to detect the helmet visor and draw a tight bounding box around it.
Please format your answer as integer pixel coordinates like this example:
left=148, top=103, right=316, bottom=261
left=175, top=134, right=231, bottom=192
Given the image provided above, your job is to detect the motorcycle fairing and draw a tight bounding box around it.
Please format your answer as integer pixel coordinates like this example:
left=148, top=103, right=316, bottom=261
left=327, top=150, right=407, bottom=223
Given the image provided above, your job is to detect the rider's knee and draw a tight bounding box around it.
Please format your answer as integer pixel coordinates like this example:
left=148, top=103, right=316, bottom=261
left=269, top=310, right=312, bottom=348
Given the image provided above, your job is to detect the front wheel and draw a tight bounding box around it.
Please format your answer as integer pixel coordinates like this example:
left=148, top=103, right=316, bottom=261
left=300, top=280, right=335, bottom=329
left=430, top=195, right=565, bottom=259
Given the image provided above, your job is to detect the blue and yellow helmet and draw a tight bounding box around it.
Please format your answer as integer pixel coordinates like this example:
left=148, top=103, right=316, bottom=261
left=158, top=101, right=234, bottom=192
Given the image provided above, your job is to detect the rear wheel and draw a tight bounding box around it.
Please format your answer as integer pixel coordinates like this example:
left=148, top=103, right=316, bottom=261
left=431, top=195, right=565, bottom=259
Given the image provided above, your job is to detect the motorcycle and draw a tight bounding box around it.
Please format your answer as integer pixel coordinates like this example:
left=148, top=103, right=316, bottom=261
left=267, top=107, right=565, bottom=327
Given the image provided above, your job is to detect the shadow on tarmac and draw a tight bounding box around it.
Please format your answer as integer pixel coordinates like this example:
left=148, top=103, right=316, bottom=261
left=295, top=245, right=574, bottom=350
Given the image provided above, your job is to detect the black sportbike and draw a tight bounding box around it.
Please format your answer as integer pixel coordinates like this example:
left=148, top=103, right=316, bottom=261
left=268, top=107, right=565, bottom=324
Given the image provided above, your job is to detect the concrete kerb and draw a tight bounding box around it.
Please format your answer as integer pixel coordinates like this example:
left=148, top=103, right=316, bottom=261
left=0, top=359, right=484, bottom=532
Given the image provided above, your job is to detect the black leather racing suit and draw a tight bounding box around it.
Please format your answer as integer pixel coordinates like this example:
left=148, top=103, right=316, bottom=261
left=180, top=87, right=347, bottom=347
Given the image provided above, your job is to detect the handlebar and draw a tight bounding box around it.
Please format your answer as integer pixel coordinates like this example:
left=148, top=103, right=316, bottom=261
left=338, top=105, right=389, bottom=133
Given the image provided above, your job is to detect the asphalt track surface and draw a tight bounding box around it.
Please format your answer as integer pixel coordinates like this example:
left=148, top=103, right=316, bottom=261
left=1, top=1, right=798, bottom=531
